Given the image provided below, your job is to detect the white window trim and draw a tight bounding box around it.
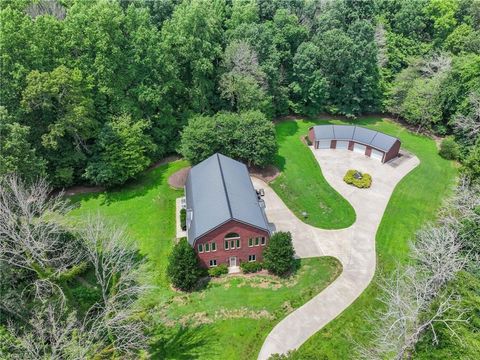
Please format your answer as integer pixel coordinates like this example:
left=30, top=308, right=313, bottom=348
left=209, top=259, right=217, bottom=267
left=248, top=255, right=256, bottom=262
left=224, top=240, right=229, bottom=250
left=198, top=244, right=203, bottom=253
left=211, top=242, right=217, bottom=252
left=261, top=237, right=266, bottom=246
left=248, top=238, right=253, bottom=247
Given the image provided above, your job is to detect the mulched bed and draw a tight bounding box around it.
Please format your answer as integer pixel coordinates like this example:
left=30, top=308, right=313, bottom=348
left=168, top=166, right=191, bottom=189
left=248, top=164, right=280, bottom=183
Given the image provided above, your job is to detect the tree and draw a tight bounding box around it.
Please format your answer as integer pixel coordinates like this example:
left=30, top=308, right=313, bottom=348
left=219, top=40, right=271, bottom=114
left=179, top=110, right=277, bottom=166
left=0, top=107, right=46, bottom=182
left=462, top=139, right=480, bottom=182
left=167, top=238, right=201, bottom=291
left=439, top=137, right=461, bottom=160
left=84, top=114, right=155, bottom=186
left=263, top=231, right=295, bottom=276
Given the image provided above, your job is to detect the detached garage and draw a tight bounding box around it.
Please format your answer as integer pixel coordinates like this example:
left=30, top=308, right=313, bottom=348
left=308, top=125, right=401, bottom=163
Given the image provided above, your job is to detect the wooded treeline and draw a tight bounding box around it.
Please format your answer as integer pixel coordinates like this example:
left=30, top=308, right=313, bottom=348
left=1, top=0, right=479, bottom=187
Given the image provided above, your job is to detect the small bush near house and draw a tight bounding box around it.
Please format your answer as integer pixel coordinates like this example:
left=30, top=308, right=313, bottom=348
left=241, top=261, right=263, bottom=273
left=439, top=137, right=460, bottom=160
left=167, top=237, right=201, bottom=291
left=304, top=135, right=312, bottom=146
left=208, top=264, right=228, bottom=277
left=180, top=208, right=187, bottom=230
left=263, top=231, right=295, bottom=276
left=343, top=170, right=372, bottom=188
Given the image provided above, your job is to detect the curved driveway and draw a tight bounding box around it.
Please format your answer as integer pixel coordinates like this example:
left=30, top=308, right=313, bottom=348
left=256, top=148, right=419, bottom=360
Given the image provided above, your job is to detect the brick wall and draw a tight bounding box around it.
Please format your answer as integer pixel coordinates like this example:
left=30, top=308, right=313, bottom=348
left=194, top=220, right=270, bottom=268
left=308, top=127, right=315, bottom=147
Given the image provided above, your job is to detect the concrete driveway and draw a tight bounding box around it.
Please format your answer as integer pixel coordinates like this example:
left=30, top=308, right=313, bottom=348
left=256, top=148, right=419, bottom=360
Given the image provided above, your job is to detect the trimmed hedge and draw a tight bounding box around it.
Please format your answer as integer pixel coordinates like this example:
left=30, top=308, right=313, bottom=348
left=208, top=264, right=228, bottom=277
left=180, top=208, right=186, bottom=230
left=343, top=169, right=372, bottom=188
left=240, top=261, right=263, bottom=273
left=439, top=137, right=460, bottom=160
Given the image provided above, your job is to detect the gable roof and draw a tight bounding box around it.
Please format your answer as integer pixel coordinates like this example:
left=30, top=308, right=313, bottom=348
left=185, top=153, right=270, bottom=245
left=312, top=125, right=399, bottom=152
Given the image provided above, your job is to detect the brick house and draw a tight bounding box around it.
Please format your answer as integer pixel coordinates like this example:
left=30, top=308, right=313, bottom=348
left=185, top=153, right=272, bottom=269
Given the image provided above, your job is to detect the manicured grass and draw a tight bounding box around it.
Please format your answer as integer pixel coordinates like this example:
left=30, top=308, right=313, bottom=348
left=271, top=120, right=356, bottom=229
left=289, top=117, right=458, bottom=359
left=68, top=159, right=341, bottom=359
left=153, top=257, right=341, bottom=360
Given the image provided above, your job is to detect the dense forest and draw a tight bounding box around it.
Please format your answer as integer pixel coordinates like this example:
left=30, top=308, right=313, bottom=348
left=1, top=0, right=479, bottom=188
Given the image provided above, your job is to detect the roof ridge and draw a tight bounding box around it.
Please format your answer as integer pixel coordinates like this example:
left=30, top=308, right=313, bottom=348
left=370, top=131, right=379, bottom=145
left=216, top=154, right=233, bottom=219
left=332, top=124, right=336, bottom=138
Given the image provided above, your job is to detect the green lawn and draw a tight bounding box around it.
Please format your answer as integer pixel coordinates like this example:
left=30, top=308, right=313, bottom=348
left=288, top=117, right=458, bottom=359
left=271, top=120, right=356, bottom=229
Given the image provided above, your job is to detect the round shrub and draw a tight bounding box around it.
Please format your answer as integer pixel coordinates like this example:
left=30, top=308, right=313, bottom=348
left=208, top=264, right=228, bottom=277
left=240, top=261, right=263, bottom=274
left=439, top=137, right=460, bottom=160
left=167, top=237, right=201, bottom=291
left=343, top=170, right=372, bottom=188
left=263, top=231, right=295, bottom=276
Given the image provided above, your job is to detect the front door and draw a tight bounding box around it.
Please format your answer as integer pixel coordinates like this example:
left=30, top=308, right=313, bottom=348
left=229, top=256, right=237, bottom=267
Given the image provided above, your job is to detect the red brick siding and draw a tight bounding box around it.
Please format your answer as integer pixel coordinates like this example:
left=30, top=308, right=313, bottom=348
left=194, top=220, right=269, bottom=268
left=330, top=140, right=337, bottom=149
left=348, top=141, right=355, bottom=151
left=365, top=146, right=372, bottom=157
left=384, top=139, right=401, bottom=163
left=308, top=127, right=316, bottom=148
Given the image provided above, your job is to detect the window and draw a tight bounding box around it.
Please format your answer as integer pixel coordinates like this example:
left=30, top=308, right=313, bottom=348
left=209, top=259, right=217, bottom=267
left=211, top=242, right=216, bottom=251
left=255, top=237, right=260, bottom=246
left=231, top=240, right=235, bottom=249
left=225, top=232, right=240, bottom=239
left=261, top=237, right=266, bottom=246
left=205, top=243, right=210, bottom=252
left=236, top=239, right=241, bottom=248
left=248, top=238, right=253, bottom=247
left=248, top=255, right=256, bottom=262
left=224, top=240, right=229, bottom=250
left=198, top=244, right=203, bottom=253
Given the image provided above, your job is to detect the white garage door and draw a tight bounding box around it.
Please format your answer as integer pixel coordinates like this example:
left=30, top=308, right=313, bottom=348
left=353, top=143, right=367, bottom=155
left=317, top=140, right=331, bottom=149
left=336, top=140, right=349, bottom=150
left=371, top=149, right=384, bottom=161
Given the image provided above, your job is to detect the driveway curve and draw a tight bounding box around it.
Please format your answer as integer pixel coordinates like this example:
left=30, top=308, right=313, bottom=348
left=256, top=147, right=419, bottom=360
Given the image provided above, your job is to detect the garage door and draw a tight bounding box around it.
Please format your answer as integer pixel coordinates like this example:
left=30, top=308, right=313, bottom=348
left=317, top=140, right=331, bottom=149
left=353, top=143, right=367, bottom=155
left=371, top=149, right=384, bottom=161
left=336, top=140, right=349, bottom=150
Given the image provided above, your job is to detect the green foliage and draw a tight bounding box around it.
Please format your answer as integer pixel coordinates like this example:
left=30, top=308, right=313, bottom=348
left=240, top=261, right=263, bottom=274
left=0, top=107, right=46, bottom=182
left=167, top=237, right=201, bottom=291
left=263, top=231, right=295, bottom=276
left=84, top=114, right=155, bottom=186
left=179, top=110, right=277, bottom=166
left=462, top=139, right=480, bottom=182
left=439, top=137, right=461, bottom=160
left=180, top=208, right=186, bottom=231
left=343, top=170, right=372, bottom=188
left=208, top=263, right=228, bottom=277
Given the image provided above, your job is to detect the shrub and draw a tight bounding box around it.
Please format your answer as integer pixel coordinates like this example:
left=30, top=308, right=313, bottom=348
left=167, top=237, right=201, bottom=291
left=263, top=232, right=295, bottom=276
left=208, top=264, right=228, bottom=277
left=343, top=169, right=372, bottom=188
left=439, top=137, right=460, bottom=160
left=180, top=208, right=186, bottom=230
left=241, top=261, right=263, bottom=273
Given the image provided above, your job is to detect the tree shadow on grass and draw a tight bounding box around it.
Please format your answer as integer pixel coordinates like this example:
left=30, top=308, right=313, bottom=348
left=149, top=325, right=215, bottom=359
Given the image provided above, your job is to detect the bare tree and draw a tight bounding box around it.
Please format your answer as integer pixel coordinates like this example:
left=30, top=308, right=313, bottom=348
left=0, top=175, right=84, bottom=280
left=454, top=92, right=480, bottom=142
left=25, top=0, right=66, bottom=20
left=79, top=215, right=150, bottom=356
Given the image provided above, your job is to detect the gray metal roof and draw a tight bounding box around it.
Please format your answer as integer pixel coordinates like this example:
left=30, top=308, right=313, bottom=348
left=312, top=125, right=399, bottom=152
left=185, top=153, right=270, bottom=245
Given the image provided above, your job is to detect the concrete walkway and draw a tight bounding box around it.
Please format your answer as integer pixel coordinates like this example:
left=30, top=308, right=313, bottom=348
left=257, top=148, right=419, bottom=360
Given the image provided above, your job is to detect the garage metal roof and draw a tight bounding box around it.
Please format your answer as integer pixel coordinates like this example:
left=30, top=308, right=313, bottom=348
left=312, top=125, right=399, bottom=152
left=185, top=153, right=270, bottom=245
